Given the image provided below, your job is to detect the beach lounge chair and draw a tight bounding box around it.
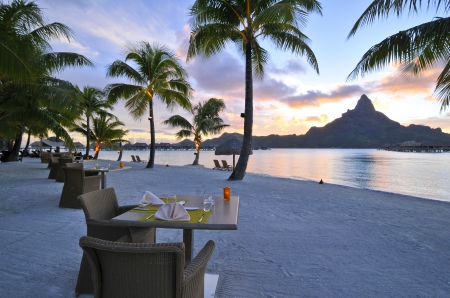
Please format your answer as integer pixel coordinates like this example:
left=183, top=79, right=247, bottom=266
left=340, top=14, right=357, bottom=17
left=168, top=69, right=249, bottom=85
left=75, top=188, right=156, bottom=295
left=131, top=155, right=137, bottom=162
left=59, top=166, right=102, bottom=209
left=221, top=160, right=233, bottom=171
left=135, top=155, right=147, bottom=163
left=213, top=159, right=223, bottom=170
left=79, top=235, right=215, bottom=298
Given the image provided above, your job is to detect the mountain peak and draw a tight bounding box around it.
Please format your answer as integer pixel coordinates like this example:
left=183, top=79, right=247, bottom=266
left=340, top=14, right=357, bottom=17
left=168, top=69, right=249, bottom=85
left=354, top=94, right=376, bottom=115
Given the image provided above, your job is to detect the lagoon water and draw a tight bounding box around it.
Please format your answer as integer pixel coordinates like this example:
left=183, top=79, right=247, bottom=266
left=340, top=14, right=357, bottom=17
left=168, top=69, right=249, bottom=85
left=94, top=148, right=450, bottom=202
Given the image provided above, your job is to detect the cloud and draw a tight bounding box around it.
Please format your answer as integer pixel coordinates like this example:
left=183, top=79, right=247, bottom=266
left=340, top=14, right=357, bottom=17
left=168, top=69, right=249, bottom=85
left=304, top=114, right=329, bottom=123
left=269, top=59, right=307, bottom=74
left=282, top=84, right=364, bottom=108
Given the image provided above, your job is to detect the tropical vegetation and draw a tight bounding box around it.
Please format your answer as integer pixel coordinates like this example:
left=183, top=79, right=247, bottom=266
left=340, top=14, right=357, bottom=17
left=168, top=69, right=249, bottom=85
left=188, top=0, right=322, bottom=180
left=71, top=114, right=128, bottom=160
left=73, top=85, right=115, bottom=159
left=347, top=0, right=450, bottom=111
left=0, top=0, right=94, bottom=161
left=162, top=98, right=229, bottom=165
left=106, top=42, right=193, bottom=168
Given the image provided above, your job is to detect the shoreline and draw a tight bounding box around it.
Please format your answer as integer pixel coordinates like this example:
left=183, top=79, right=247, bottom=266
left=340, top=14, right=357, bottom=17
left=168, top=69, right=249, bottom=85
left=2, top=159, right=450, bottom=297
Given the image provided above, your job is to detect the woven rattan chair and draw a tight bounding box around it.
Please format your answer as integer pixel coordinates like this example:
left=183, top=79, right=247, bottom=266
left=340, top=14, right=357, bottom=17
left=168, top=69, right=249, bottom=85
left=79, top=236, right=215, bottom=298
left=55, top=157, right=73, bottom=182
left=59, top=166, right=102, bottom=209
left=75, top=188, right=156, bottom=295
left=47, top=157, right=60, bottom=179
left=41, top=151, right=51, bottom=164
left=213, top=159, right=224, bottom=170
left=131, top=155, right=137, bottom=162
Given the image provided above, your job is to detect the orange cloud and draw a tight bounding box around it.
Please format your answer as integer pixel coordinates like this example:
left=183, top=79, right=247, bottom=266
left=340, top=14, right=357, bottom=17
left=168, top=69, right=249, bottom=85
left=304, top=114, right=329, bottom=123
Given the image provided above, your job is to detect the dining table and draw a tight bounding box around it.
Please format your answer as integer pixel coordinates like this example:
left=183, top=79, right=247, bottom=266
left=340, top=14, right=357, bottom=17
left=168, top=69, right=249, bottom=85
left=111, top=194, right=240, bottom=263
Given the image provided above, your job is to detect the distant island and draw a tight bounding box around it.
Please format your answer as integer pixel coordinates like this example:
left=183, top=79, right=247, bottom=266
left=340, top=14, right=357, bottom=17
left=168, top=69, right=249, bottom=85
left=199, top=94, right=450, bottom=149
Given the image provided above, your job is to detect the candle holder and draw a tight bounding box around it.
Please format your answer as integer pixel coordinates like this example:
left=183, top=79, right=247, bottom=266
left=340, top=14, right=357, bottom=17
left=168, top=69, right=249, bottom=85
left=223, top=186, right=230, bottom=201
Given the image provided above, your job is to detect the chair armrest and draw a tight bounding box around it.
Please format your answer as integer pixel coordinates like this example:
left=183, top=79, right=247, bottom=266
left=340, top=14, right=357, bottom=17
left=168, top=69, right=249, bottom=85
left=183, top=240, right=215, bottom=285
left=118, top=205, right=138, bottom=215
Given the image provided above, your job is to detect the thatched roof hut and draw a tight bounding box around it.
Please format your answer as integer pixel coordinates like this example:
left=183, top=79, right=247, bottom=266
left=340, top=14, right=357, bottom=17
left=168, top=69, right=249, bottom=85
left=215, top=138, right=253, bottom=169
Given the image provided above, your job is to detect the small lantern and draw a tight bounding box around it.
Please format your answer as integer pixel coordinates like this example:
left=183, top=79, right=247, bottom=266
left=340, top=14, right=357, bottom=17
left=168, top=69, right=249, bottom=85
left=119, top=161, right=124, bottom=169
left=223, top=186, right=230, bottom=201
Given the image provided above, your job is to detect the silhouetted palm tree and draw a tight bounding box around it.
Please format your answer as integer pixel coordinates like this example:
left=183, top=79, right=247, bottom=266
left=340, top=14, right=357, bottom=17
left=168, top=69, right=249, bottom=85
left=162, top=98, right=229, bottom=165
left=347, top=0, right=450, bottom=111
left=106, top=42, right=193, bottom=168
left=188, top=0, right=322, bottom=180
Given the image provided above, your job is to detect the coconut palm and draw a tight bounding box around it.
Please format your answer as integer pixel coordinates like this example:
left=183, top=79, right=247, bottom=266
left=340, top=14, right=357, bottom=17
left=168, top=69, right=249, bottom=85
left=188, top=0, right=322, bottom=180
left=347, top=0, right=450, bottom=111
left=105, top=42, right=193, bottom=168
left=72, top=114, right=128, bottom=160
left=74, top=85, right=115, bottom=159
left=0, top=0, right=94, bottom=161
left=162, top=98, right=229, bottom=165
left=0, top=0, right=93, bottom=84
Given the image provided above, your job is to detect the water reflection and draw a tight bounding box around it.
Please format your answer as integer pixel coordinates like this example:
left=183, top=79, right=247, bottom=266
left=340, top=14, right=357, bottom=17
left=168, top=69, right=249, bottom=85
left=99, top=148, right=450, bottom=202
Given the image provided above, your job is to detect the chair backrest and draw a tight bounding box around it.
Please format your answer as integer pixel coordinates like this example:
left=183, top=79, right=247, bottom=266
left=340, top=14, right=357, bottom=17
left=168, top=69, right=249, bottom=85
left=135, top=155, right=142, bottom=162
left=62, top=166, right=86, bottom=190
left=66, top=162, right=83, bottom=168
left=221, top=160, right=229, bottom=167
left=213, top=159, right=221, bottom=167
left=50, top=156, right=60, bottom=164
left=131, top=155, right=137, bottom=162
left=78, top=188, right=120, bottom=221
left=79, top=236, right=185, bottom=298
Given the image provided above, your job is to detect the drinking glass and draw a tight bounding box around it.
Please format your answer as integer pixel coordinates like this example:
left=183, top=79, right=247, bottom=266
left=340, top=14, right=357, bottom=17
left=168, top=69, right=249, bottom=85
left=167, top=194, right=176, bottom=204
left=203, top=195, right=214, bottom=212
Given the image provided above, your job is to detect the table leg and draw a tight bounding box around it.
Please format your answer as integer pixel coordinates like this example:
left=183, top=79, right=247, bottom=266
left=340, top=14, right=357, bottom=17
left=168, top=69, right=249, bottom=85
left=183, top=229, right=193, bottom=264
left=101, top=172, right=107, bottom=189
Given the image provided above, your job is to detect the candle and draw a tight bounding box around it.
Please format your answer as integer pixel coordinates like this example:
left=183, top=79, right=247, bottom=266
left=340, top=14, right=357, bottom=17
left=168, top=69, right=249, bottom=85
left=223, top=186, right=230, bottom=201
left=119, top=161, right=124, bottom=169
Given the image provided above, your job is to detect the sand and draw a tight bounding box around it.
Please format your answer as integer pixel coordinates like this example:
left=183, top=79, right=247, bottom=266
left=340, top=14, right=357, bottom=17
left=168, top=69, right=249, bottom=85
left=1, top=158, right=450, bottom=297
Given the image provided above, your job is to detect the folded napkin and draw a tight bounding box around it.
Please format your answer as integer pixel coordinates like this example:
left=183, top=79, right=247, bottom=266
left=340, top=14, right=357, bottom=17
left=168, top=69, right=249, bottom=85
left=155, top=203, right=190, bottom=221
left=139, top=191, right=164, bottom=207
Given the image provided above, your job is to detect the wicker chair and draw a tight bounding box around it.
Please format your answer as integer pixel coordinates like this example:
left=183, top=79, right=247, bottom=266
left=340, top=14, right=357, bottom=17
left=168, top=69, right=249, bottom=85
left=47, top=157, right=60, bottom=179
left=55, top=157, right=73, bottom=182
left=41, top=151, right=51, bottom=164
left=79, top=236, right=215, bottom=298
left=221, top=160, right=233, bottom=171
left=59, top=166, right=102, bottom=209
left=75, top=188, right=156, bottom=295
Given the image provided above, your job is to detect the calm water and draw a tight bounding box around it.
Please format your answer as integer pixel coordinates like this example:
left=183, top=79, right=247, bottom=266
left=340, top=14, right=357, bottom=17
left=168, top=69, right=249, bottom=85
left=94, top=148, right=450, bottom=202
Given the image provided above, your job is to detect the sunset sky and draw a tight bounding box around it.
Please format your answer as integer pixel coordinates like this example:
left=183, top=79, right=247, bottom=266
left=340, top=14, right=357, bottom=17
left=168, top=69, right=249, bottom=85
left=35, top=0, right=450, bottom=145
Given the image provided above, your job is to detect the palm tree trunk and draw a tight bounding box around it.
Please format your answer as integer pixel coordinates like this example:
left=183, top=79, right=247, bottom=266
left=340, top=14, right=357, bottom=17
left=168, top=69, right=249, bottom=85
left=147, top=100, right=155, bottom=168
left=229, top=37, right=253, bottom=180
left=117, top=139, right=123, bottom=161
left=23, top=128, right=31, bottom=156
left=192, top=141, right=200, bottom=165
left=86, top=117, right=90, bottom=160
left=6, top=128, right=24, bottom=162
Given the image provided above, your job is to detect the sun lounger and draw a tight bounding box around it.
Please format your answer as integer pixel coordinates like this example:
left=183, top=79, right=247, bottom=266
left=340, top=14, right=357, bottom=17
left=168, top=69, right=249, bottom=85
left=213, top=159, right=223, bottom=170
left=221, top=160, right=233, bottom=171
left=131, top=155, right=137, bottom=162
left=135, top=155, right=147, bottom=163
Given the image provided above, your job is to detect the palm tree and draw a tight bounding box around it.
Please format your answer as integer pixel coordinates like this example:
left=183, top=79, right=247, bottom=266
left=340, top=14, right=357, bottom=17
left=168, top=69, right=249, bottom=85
left=188, top=0, right=322, bottom=180
left=0, top=0, right=93, bottom=84
left=162, top=98, right=229, bottom=165
left=347, top=0, right=450, bottom=111
left=72, top=114, right=128, bottom=160
left=106, top=42, right=193, bottom=168
left=74, top=85, right=115, bottom=159
left=0, top=0, right=94, bottom=161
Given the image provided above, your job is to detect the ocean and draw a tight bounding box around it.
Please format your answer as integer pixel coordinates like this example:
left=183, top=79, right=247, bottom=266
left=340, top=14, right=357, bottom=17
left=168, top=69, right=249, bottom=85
left=89, top=148, right=450, bottom=202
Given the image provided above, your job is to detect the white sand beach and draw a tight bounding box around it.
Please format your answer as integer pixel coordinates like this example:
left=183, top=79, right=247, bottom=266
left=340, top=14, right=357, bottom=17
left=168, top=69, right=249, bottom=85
left=1, top=158, right=450, bottom=297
